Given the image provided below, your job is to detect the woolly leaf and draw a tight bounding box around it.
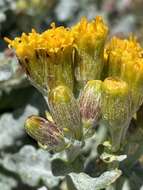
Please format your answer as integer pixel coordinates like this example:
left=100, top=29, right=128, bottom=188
left=0, top=145, right=61, bottom=188
left=66, top=170, right=122, bottom=190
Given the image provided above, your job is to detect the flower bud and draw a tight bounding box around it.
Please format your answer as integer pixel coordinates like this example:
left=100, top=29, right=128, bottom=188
left=72, top=16, right=108, bottom=92
left=101, top=77, right=132, bottom=152
left=79, top=80, right=102, bottom=137
left=4, top=25, right=74, bottom=94
left=49, top=85, right=82, bottom=140
left=25, top=115, right=66, bottom=152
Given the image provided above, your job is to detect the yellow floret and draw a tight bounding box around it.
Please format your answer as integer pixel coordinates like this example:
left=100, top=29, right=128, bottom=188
left=105, top=36, right=143, bottom=77
left=70, top=16, right=108, bottom=92
left=106, top=36, right=142, bottom=60
left=72, top=16, right=108, bottom=40
left=72, top=16, right=108, bottom=49
left=4, top=24, right=75, bottom=93
left=105, top=36, right=143, bottom=112
left=4, top=24, right=74, bottom=59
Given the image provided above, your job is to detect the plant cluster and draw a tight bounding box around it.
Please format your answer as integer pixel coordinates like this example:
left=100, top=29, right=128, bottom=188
left=5, top=16, right=143, bottom=189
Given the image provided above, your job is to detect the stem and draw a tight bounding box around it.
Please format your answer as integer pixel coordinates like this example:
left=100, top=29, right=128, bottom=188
left=66, top=140, right=84, bottom=163
left=120, top=119, right=132, bottom=143
left=110, top=120, right=131, bottom=152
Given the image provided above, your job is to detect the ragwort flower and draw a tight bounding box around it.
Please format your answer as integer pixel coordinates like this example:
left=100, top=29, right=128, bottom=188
left=72, top=16, right=108, bottom=92
left=105, top=36, right=143, bottom=112
left=6, top=16, right=143, bottom=153
left=4, top=24, right=74, bottom=94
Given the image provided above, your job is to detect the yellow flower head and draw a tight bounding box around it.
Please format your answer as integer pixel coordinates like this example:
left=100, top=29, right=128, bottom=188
left=105, top=36, right=143, bottom=111
left=4, top=24, right=74, bottom=93
left=5, top=23, right=74, bottom=58
left=71, top=16, right=108, bottom=92
left=106, top=36, right=141, bottom=53
left=105, top=36, right=143, bottom=77
left=72, top=16, right=108, bottom=50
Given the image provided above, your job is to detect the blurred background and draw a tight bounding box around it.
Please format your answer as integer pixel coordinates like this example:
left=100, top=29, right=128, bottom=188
left=0, top=0, right=143, bottom=190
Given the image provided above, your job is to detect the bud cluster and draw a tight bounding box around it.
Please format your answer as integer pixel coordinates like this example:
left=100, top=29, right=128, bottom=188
left=5, top=16, right=143, bottom=152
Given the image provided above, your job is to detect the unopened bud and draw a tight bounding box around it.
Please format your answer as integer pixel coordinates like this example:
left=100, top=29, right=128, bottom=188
left=25, top=115, right=66, bottom=152
left=101, top=77, right=132, bottom=152
left=79, top=80, right=102, bottom=137
left=49, top=85, right=82, bottom=140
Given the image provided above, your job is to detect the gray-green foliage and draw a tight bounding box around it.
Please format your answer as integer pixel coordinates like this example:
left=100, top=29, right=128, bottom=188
left=0, top=174, right=17, bottom=190
left=37, top=187, right=48, bottom=190
left=66, top=170, right=122, bottom=190
left=0, top=145, right=61, bottom=187
left=0, top=105, right=38, bottom=149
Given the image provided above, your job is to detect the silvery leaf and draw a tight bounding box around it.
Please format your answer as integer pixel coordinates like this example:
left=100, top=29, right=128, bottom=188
left=0, top=145, right=61, bottom=188
left=0, top=173, right=17, bottom=190
left=66, top=170, right=122, bottom=190
left=0, top=105, right=38, bottom=149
